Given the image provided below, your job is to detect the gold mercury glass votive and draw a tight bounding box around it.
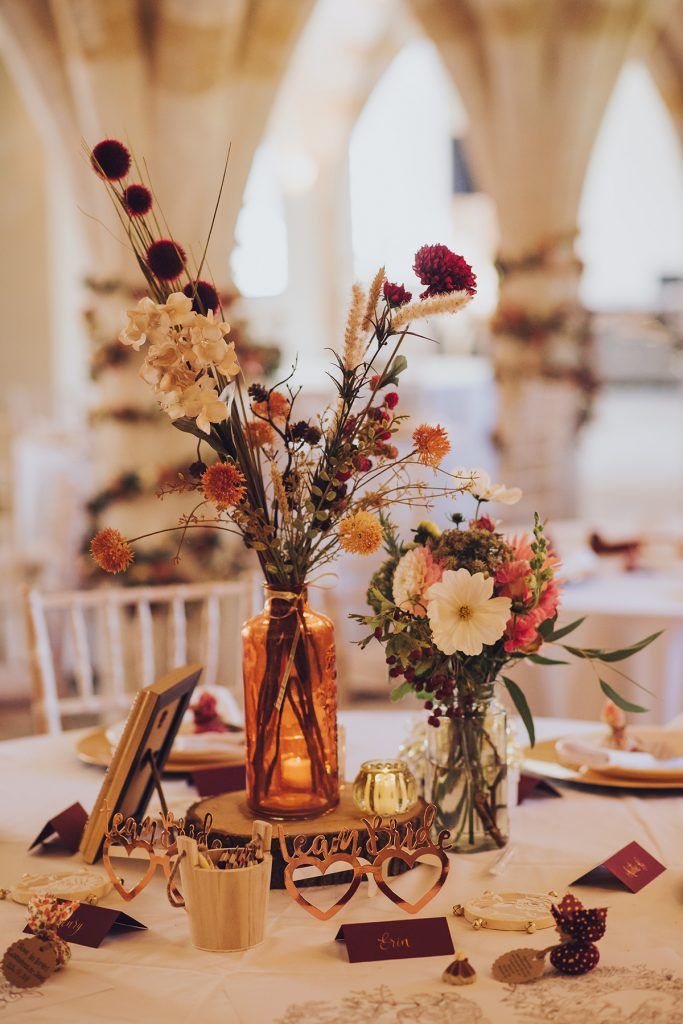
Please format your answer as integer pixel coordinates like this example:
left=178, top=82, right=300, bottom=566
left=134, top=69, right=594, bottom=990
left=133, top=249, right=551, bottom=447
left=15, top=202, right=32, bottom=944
left=352, top=759, right=418, bottom=816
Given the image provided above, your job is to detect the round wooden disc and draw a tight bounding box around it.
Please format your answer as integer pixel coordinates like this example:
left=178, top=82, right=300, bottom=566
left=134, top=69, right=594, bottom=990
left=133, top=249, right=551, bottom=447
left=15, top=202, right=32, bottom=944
left=186, top=785, right=426, bottom=890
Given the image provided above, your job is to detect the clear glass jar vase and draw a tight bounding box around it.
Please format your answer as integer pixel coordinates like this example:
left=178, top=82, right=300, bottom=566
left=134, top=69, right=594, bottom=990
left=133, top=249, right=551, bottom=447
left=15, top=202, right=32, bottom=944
left=241, top=586, right=339, bottom=819
left=426, top=694, right=509, bottom=852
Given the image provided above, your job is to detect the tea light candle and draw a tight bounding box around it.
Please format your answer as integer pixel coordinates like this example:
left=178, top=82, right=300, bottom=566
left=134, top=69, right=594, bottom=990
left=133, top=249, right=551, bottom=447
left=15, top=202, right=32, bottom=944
left=372, top=773, right=400, bottom=815
left=352, top=759, right=418, bottom=816
left=281, top=755, right=312, bottom=791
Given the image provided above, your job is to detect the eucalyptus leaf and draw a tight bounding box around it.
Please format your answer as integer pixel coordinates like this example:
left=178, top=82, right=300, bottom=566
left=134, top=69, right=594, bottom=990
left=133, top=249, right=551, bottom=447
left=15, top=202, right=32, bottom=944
left=502, top=676, right=535, bottom=747
left=528, top=653, right=569, bottom=666
left=545, top=616, right=586, bottom=641
left=390, top=681, right=413, bottom=702
left=563, top=631, right=662, bottom=663
left=599, top=680, right=648, bottom=714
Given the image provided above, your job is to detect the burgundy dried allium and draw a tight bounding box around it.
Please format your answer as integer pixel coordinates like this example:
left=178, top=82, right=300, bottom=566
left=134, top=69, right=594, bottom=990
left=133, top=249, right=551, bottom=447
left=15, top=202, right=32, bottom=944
left=91, top=139, right=131, bottom=181
left=413, top=244, right=477, bottom=298
left=183, top=279, right=220, bottom=313
left=146, top=239, right=186, bottom=281
left=383, top=280, right=412, bottom=307
left=288, top=420, right=323, bottom=446
left=123, top=184, right=152, bottom=216
left=248, top=382, right=269, bottom=404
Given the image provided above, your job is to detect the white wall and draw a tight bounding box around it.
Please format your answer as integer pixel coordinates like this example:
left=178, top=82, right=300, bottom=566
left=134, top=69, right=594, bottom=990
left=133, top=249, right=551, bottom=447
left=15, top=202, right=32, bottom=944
left=0, top=58, right=51, bottom=437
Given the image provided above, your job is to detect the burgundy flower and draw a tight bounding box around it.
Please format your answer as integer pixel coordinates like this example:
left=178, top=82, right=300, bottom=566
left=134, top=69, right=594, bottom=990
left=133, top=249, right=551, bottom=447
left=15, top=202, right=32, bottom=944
left=383, top=280, right=412, bottom=307
left=384, top=391, right=399, bottom=410
left=91, top=139, right=131, bottom=181
left=191, top=692, right=228, bottom=734
left=471, top=514, right=497, bottom=533
left=413, top=244, right=477, bottom=298
left=183, top=279, right=219, bottom=313
left=123, top=184, right=152, bottom=217
left=147, top=239, right=186, bottom=281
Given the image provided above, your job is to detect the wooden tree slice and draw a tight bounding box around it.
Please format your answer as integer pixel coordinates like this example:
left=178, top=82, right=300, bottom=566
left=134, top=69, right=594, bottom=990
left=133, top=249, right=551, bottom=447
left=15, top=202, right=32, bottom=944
left=186, top=787, right=425, bottom=890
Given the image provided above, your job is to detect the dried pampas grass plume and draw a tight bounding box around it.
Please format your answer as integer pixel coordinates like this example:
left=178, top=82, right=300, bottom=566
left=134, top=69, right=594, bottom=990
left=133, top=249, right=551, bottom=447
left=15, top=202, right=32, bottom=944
left=270, top=462, right=292, bottom=528
left=343, top=283, right=366, bottom=369
left=391, top=290, right=473, bottom=331
left=363, top=266, right=385, bottom=329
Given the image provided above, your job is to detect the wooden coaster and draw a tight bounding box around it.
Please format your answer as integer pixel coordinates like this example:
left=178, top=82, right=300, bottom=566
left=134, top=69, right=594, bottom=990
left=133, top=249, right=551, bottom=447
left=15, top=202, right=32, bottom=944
left=186, top=786, right=425, bottom=890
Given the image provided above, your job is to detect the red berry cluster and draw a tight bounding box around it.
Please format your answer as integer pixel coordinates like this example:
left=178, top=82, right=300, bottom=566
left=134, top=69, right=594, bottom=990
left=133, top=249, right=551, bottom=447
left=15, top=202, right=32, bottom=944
left=342, top=385, right=400, bottom=474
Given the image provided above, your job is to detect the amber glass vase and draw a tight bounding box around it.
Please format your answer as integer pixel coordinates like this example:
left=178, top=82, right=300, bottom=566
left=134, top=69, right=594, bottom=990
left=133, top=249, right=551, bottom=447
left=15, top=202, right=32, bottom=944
left=241, top=586, right=339, bottom=818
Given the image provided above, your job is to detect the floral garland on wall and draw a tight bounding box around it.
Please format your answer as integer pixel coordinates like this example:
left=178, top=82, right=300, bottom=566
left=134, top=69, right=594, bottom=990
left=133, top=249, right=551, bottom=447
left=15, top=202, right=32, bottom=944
left=491, top=232, right=597, bottom=433
left=81, top=275, right=281, bottom=584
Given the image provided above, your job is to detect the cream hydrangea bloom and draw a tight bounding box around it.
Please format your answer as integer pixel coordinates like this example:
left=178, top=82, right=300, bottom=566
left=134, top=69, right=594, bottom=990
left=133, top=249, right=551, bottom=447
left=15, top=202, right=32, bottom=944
left=163, top=291, right=194, bottom=327
left=179, top=378, right=228, bottom=434
left=426, top=568, right=511, bottom=656
left=392, top=547, right=443, bottom=616
left=120, top=296, right=161, bottom=349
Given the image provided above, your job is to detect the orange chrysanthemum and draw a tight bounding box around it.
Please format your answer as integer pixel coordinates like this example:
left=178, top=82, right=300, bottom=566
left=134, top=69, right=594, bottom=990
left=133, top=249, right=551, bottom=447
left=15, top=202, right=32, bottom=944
left=412, top=423, right=451, bottom=468
left=202, top=462, right=246, bottom=507
left=90, top=528, right=134, bottom=574
left=246, top=419, right=275, bottom=448
left=252, top=390, right=290, bottom=423
left=338, top=511, right=383, bottom=555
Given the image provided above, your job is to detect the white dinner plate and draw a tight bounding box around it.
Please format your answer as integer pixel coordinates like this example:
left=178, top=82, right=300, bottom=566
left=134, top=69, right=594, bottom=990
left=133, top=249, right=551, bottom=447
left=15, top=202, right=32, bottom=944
left=105, top=686, right=244, bottom=759
left=555, top=727, right=683, bottom=781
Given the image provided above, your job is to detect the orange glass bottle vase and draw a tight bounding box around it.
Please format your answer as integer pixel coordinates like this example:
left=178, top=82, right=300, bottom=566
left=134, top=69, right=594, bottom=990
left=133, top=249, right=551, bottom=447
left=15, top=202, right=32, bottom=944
left=241, top=586, right=339, bottom=818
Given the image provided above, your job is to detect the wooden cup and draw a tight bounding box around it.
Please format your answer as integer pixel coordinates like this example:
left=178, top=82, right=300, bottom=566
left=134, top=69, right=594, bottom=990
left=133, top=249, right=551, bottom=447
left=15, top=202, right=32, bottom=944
left=176, top=822, right=272, bottom=952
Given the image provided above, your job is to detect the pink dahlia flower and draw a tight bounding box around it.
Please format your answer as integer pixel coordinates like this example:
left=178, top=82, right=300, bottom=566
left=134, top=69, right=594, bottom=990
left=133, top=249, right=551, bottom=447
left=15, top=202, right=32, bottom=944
left=393, top=546, right=443, bottom=616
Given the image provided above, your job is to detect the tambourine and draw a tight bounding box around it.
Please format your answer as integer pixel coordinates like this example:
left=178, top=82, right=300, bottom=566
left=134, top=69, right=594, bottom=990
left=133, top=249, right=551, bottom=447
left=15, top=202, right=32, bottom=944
left=453, top=891, right=558, bottom=933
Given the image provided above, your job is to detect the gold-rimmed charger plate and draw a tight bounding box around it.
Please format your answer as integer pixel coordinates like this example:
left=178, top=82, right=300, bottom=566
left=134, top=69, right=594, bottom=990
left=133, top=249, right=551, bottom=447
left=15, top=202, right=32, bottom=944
left=523, top=738, right=683, bottom=790
left=76, top=727, right=244, bottom=774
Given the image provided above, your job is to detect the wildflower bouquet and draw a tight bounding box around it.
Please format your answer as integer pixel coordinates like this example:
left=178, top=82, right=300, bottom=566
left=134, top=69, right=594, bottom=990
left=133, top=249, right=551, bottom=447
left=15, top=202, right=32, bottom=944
left=355, top=472, right=658, bottom=848
left=85, top=137, right=478, bottom=816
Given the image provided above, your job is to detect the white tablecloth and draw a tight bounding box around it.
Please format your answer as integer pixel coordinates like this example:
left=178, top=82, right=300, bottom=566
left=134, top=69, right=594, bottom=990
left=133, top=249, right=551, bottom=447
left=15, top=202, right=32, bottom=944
left=1, top=711, right=682, bottom=1022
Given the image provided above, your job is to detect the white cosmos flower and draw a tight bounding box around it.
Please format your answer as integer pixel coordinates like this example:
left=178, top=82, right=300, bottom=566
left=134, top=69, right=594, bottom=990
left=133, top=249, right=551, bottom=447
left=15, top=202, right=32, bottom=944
left=426, top=568, right=511, bottom=656
left=453, top=466, right=522, bottom=505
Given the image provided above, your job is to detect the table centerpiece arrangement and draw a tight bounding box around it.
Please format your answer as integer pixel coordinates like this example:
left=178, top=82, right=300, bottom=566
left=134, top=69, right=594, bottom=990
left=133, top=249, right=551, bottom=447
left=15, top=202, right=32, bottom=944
left=354, top=483, right=659, bottom=851
left=86, top=137, right=478, bottom=819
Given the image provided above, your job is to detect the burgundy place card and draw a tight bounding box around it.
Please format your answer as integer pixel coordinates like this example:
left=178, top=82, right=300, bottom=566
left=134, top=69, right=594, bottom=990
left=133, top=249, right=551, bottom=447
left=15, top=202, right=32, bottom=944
left=25, top=901, right=146, bottom=949
left=517, top=774, right=562, bottom=804
left=191, top=764, right=246, bottom=796
left=29, top=802, right=88, bottom=854
left=335, top=917, right=454, bottom=964
left=572, top=841, right=666, bottom=893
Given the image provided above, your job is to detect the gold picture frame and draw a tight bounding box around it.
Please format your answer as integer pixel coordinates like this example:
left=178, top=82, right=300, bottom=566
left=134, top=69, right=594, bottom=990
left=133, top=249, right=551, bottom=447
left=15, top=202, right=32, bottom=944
left=79, top=664, right=202, bottom=864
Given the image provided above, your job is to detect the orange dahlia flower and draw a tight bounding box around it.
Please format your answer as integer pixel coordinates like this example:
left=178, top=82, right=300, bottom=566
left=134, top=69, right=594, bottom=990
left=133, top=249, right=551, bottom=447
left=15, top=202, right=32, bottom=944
left=90, top=528, right=134, bottom=574
left=338, top=511, right=383, bottom=555
left=201, top=462, right=246, bottom=508
left=412, top=424, right=451, bottom=468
